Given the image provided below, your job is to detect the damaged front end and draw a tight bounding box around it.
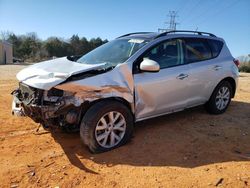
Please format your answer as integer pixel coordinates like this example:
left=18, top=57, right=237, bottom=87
left=11, top=61, right=135, bottom=132
left=11, top=82, right=85, bottom=131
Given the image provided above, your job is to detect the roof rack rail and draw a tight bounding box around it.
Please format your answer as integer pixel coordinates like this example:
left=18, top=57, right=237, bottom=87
left=155, top=30, right=216, bottom=39
left=117, top=32, right=154, bottom=39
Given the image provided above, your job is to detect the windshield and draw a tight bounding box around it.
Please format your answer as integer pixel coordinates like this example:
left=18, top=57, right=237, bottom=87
left=77, top=39, right=147, bottom=67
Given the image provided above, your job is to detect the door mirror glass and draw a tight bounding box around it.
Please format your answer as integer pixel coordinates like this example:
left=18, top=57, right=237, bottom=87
left=140, top=58, right=160, bottom=72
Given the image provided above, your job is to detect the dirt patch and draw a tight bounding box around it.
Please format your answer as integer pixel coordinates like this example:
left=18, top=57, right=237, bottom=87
left=0, top=65, right=249, bottom=187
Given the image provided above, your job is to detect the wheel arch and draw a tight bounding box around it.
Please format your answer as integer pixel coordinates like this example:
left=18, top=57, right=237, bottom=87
left=80, top=97, right=134, bottom=121
left=220, top=77, right=236, bottom=98
left=92, top=97, right=133, bottom=112
left=211, top=77, right=236, bottom=99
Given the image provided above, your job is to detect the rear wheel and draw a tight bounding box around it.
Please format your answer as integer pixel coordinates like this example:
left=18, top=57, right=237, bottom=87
left=80, top=100, right=134, bottom=153
left=206, top=81, right=232, bottom=114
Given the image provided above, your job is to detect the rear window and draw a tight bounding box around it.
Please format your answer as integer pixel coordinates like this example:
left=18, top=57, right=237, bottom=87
left=183, top=38, right=212, bottom=63
left=207, top=39, right=224, bottom=57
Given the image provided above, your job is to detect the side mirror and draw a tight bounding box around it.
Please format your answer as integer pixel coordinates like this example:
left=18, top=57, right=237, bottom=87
left=140, top=58, right=160, bottom=72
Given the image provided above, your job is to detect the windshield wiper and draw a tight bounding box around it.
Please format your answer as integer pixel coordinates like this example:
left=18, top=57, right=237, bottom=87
left=67, top=55, right=82, bottom=62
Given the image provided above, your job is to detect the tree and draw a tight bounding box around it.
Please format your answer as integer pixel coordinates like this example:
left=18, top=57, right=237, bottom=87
left=0, top=31, right=12, bottom=40
left=6, top=33, right=22, bottom=58
left=80, top=37, right=91, bottom=55
left=89, top=37, right=106, bottom=50
left=45, top=37, right=71, bottom=57
left=1, top=31, right=108, bottom=62
left=69, top=34, right=81, bottom=55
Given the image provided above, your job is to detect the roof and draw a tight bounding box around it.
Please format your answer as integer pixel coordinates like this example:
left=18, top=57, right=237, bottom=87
left=117, top=30, right=219, bottom=41
left=0, top=40, right=13, bottom=46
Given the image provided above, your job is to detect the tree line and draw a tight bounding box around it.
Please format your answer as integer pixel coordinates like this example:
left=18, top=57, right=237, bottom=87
left=238, top=54, right=250, bottom=73
left=1, top=32, right=108, bottom=62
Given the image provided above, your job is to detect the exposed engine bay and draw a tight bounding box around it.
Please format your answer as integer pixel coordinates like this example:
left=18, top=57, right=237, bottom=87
left=12, top=82, right=85, bottom=132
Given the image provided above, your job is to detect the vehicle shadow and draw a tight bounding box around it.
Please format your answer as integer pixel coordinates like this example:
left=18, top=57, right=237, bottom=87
left=50, top=100, right=250, bottom=172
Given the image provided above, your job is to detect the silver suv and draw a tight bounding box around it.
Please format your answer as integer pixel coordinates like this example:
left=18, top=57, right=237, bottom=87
left=12, top=30, right=239, bottom=153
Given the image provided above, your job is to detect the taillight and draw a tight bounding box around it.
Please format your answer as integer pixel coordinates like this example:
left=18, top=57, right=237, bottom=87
left=233, top=59, right=240, bottom=68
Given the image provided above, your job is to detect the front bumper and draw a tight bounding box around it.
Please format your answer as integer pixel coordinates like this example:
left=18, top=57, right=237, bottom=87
left=11, top=84, right=84, bottom=130
left=11, top=93, right=62, bottom=123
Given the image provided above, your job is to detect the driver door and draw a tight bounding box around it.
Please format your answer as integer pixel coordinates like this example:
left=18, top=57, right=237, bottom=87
left=133, top=39, right=190, bottom=120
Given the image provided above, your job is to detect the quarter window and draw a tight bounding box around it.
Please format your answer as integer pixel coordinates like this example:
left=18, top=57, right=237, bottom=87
left=184, top=39, right=212, bottom=63
left=143, top=39, right=184, bottom=69
left=207, top=39, right=223, bottom=57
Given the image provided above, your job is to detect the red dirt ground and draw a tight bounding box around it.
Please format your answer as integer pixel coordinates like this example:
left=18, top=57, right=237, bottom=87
left=0, top=65, right=249, bottom=188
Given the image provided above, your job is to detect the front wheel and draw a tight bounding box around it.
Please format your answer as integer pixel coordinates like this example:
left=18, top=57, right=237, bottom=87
left=206, top=81, right=232, bottom=114
left=80, top=100, right=134, bottom=153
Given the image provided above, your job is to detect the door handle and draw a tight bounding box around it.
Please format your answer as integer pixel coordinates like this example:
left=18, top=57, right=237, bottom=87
left=213, top=65, right=222, bottom=71
left=176, top=73, right=189, bottom=80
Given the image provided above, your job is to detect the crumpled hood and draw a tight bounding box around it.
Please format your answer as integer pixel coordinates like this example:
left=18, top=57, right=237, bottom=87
left=16, top=57, right=105, bottom=90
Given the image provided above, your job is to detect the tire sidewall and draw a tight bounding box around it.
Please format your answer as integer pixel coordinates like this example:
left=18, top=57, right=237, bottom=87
left=208, top=81, right=232, bottom=114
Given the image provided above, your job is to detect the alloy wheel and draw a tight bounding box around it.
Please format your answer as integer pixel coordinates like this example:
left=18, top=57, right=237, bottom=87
left=95, top=111, right=126, bottom=148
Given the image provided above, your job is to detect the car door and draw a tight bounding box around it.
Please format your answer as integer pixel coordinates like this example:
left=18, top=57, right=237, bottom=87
left=133, top=39, right=190, bottom=120
left=182, top=38, right=223, bottom=107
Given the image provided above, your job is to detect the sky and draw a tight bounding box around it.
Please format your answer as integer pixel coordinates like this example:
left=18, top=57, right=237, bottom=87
left=0, top=0, right=249, bottom=57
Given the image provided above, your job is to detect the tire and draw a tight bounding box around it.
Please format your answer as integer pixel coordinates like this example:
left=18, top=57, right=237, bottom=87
left=80, top=100, right=134, bottom=153
left=205, top=81, right=233, bottom=114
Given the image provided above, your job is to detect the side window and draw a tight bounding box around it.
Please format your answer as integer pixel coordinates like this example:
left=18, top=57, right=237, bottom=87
left=143, top=39, right=184, bottom=69
left=184, top=38, right=212, bottom=63
left=207, top=39, right=223, bottom=57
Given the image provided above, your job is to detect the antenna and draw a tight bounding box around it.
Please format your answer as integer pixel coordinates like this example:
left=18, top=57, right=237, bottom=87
left=158, top=11, right=179, bottom=33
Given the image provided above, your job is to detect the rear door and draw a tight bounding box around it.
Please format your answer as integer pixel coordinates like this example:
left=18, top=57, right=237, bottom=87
left=182, top=38, right=224, bottom=107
